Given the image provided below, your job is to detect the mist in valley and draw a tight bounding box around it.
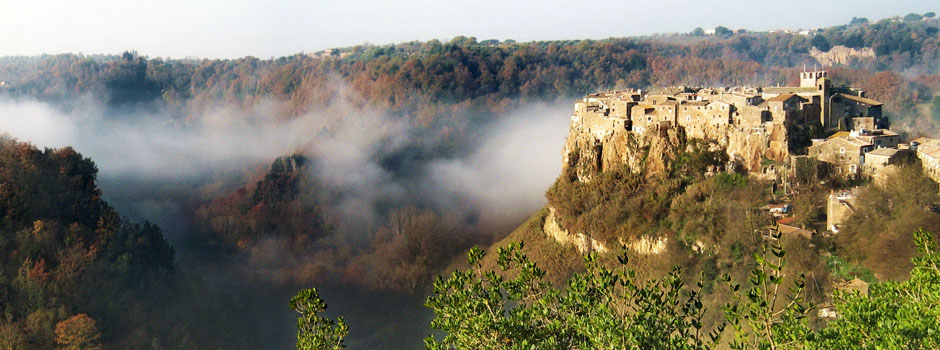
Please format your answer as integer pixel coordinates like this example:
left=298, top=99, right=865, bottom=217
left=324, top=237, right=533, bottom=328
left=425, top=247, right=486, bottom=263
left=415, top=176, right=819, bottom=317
left=0, top=89, right=572, bottom=348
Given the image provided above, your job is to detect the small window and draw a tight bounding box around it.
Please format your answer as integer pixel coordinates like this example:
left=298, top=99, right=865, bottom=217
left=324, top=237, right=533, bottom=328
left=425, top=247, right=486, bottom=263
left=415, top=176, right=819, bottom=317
left=840, top=147, right=845, bottom=154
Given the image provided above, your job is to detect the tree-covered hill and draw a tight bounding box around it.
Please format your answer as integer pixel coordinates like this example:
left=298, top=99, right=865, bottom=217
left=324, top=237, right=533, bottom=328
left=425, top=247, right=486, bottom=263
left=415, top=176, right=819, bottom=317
left=2, top=14, right=939, bottom=135
left=0, top=137, right=281, bottom=350
left=0, top=136, right=176, bottom=348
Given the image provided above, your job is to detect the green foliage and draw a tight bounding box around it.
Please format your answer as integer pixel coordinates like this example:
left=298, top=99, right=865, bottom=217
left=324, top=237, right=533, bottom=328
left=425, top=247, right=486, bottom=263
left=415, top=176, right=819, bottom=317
left=299, top=228, right=940, bottom=350
left=825, top=254, right=877, bottom=284
left=722, top=231, right=814, bottom=350
left=424, top=243, right=721, bottom=349
left=849, top=17, right=869, bottom=26
left=812, top=229, right=940, bottom=349
left=715, top=26, right=734, bottom=37
left=903, top=13, right=924, bottom=22
left=290, top=288, right=348, bottom=350
left=810, top=34, right=831, bottom=52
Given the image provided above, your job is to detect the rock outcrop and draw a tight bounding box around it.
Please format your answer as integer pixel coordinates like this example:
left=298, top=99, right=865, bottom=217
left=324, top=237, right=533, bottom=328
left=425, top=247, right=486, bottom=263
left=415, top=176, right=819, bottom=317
left=810, top=45, right=876, bottom=66
left=543, top=207, right=608, bottom=254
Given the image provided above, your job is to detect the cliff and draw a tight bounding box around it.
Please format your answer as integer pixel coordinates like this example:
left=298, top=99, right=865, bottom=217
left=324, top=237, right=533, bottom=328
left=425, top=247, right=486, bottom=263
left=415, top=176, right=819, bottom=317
left=544, top=89, right=796, bottom=254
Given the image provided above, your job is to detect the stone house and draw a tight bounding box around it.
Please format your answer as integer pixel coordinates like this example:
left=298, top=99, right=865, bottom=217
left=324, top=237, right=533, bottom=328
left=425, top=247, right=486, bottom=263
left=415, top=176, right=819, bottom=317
left=829, top=93, right=884, bottom=130
left=808, top=135, right=874, bottom=176
left=863, top=147, right=899, bottom=184
left=913, top=137, right=940, bottom=188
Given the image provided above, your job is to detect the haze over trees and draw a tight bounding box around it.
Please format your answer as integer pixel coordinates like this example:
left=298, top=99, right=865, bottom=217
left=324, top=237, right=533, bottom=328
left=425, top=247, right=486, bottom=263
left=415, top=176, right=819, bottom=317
left=1, top=12, right=940, bottom=349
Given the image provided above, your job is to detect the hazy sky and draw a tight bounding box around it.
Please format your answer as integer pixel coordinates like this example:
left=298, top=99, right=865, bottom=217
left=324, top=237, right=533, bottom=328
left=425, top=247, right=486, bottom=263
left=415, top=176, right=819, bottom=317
left=0, top=0, right=936, bottom=59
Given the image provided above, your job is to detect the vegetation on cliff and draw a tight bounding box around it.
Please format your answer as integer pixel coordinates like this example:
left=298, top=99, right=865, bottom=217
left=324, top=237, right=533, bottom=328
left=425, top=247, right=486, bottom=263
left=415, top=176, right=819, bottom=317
left=297, top=228, right=940, bottom=349
left=0, top=136, right=175, bottom=348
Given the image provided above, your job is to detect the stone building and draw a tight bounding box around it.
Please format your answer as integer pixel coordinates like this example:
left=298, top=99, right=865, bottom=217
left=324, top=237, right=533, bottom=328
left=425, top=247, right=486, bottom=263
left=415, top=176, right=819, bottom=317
left=912, top=137, right=940, bottom=187
left=863, top=147, right=899, bottom=184
left=565, top=70, right=891, bottom=180
left=808, top=135, right=874, bottom=176
left=762, top=69, right=888, bottom=130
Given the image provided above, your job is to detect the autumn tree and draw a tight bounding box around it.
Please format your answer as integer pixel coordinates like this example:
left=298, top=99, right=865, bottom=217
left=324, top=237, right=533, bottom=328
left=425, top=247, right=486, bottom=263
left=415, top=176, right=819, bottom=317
left=54, top=314, right=101, bottom=350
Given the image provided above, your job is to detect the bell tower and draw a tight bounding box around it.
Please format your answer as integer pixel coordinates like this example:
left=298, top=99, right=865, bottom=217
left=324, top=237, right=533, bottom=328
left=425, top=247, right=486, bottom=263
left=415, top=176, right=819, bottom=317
left=800, top=68, right=827, bottom=88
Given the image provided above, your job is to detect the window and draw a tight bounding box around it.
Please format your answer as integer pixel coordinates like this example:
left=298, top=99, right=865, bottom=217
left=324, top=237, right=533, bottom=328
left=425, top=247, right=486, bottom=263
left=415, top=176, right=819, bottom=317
left=840, top=147, right=845, bottom=154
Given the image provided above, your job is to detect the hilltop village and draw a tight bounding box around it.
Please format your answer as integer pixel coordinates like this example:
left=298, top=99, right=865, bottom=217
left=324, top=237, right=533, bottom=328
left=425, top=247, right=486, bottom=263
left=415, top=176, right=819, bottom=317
left=568, top=69, right=903, bottom=177
left=567, top=69, right=940, bottom=187
left=552, top=69, right=940, bottom=253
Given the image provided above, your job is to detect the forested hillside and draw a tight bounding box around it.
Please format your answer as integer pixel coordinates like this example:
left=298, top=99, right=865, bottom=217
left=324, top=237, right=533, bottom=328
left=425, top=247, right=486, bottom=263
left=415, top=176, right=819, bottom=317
left=2, top=15, right=940, bottom=136
left=0, top=137, right=296, bottom=349
left=2, top=12, right=940, bottom=350
left=0, top=136, right=175, bottom=348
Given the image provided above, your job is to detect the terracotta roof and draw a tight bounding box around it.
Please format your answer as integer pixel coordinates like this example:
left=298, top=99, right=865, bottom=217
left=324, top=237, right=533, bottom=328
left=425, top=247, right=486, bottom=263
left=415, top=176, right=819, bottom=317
left=827, top=131, right=851, bottom=140
left=776, top=217, right=797, bottom=225
left=836, top=93, right=882, bottom=106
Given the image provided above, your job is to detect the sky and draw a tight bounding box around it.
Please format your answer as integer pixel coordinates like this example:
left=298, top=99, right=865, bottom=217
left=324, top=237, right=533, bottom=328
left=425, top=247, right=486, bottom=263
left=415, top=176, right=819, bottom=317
left=0, top=0, right=936, bottom=59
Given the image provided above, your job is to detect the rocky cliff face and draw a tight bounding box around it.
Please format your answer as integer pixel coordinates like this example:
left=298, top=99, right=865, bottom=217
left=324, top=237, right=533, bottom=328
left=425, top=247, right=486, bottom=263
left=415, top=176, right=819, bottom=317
left=562, top=118, right=684, bottom=182
left=810, top=45, right=876, bottom=66
left=544, top=98, right=788, bottom=254
left=561, top=106, right=787, bottom=182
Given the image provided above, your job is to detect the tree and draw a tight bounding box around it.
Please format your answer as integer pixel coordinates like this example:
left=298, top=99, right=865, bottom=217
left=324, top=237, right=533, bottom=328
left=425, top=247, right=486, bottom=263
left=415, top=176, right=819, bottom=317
left=925, top=12, right=936, bottom=18
left=903, top=13, right=924, bottom=22
left=792, top=189, right=824, bottom=229
left=811, top=229, right=940, bottom=349
left=811, top=34, right=831, bottom=52
left=722, top=231, right=813, bottom=350
left=0, top=319, right=27, bottom=350
left=849, top=17, right=868, bottom=26
left=54, top=314, right=101, bottom=350
left=424, top=243, right=722, bottom=349
left=715, top=26, right=734, bottom=37
left=692, top=27, right=706, bottom=36
left=290, top=288, right=348, bottom=350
